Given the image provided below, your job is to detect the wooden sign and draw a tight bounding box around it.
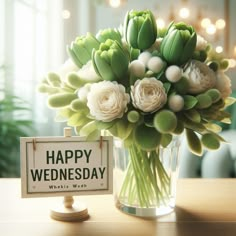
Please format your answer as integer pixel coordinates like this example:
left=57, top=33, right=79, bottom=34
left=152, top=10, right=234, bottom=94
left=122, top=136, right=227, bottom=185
left=20, top=135, right=113, bottom=198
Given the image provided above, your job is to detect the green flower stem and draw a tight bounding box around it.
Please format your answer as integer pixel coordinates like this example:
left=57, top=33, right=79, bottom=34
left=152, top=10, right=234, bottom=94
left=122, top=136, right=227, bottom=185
left=118, top=144, right=171, bottom=208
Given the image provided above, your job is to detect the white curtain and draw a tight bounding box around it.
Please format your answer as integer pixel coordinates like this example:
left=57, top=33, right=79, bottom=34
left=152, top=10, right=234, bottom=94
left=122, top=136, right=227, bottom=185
left=0, top=0, right=85, bottom=136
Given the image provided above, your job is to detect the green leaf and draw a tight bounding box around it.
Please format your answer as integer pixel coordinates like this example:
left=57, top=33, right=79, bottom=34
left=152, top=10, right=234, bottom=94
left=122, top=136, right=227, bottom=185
left=201, top=133, right=220, bottom=150
left=160, top=133, right=172, bottom=148
left=186, top=129, right=202, bottom=156
left=196, top=94, right=212, bottom=109
left=67, top=113, right=89, bottom=126
left=182, top=115, right=206, bottom=133
left=79, top=121, right=97, bottom=137
left=224, top=97, right=236, bottom=108
left=134, top=124, right=161, bottom=150
left=163, top=82, right=171, bottom=94
left=108, top=118, right=134, bottom=140
left=86, top=129, right=101, bottom=141
left=183, top=95, right=198, bottom=110
left=173, top=119, right=184, bottom=135
left=204, top=123, right=222, bottom=133
left=95, top=120, right=115, bottom=130
left=184, top=109, right=201, bottom=123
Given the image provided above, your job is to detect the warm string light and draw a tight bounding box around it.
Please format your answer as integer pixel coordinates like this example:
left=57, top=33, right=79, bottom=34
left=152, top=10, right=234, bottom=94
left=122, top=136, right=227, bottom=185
left=215, top=46, right=223, bottom=54
left=108, top=0, right=122, bottom=8
left=228, top=59, right=236, bottom=68
left=206, top=24, right=217, bottom=35
left=156, top=18, right=165, bottom=29
left=155, top=4, right=235, bottom=68
left=62, top=9, right=71, bottom=19
left=179, top=7, right=190, bottom=19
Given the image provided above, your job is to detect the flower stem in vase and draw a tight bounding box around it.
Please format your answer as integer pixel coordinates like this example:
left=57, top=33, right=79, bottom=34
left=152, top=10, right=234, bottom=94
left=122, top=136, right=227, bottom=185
left=118, top=144, right=171, bottom=208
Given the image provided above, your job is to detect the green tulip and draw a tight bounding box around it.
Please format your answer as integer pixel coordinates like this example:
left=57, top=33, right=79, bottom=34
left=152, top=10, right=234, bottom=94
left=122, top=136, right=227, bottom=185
left=92, top=39, right=129, bottom=81
left=67, top=33, right=100, bottom=68
left=160, top=22, right=197, bottom=66
left=124, top=10, right=157, bottom=50
left=96, top=28, right=122, bottom=44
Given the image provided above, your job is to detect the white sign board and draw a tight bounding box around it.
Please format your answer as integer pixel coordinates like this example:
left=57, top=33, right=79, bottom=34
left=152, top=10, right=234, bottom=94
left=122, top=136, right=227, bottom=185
left=20, top=136, right=113, bottom=198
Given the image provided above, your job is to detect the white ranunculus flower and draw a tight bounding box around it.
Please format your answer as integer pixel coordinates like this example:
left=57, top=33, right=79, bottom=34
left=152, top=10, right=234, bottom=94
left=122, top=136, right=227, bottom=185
left=87, top=81, right=130, bottom=122
left=196, top=35, right=208, bottom=51
left=131, top=77, right=167, bottom=113
left=183, top=60, right=216, bottom=94
left=215, top=71, right=232, bottom=99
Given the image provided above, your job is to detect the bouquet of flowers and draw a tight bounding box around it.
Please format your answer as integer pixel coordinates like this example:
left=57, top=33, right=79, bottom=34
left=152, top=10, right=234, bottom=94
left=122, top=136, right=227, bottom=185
left=38, top=10, right=235, bottom=209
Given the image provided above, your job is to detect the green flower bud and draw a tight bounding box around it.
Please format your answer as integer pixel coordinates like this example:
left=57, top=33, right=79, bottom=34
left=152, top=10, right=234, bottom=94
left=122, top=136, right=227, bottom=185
left=70, top=99, right=88, bottom=112
left=96, top=28, right=122, bottom=44
left=37, top=84, right=60, bottom=94
left=48, top=93, right=77, bottom=108
left=67, top=72, right=85, bottom=89
left=67, top=33, right=100, bottom=68
left=127, top=110, right=140, bottom=123
left=160, top=22, right=197, bottom=65
left=92, top=39, right=129, bottom=81
left=192, top=50, right=207, bottom=62
left=124, top=10, right=157, bottom=50
left=220, top=59, right=229, bottom=70
left=47, top=72, right=61, bottom=87
left=154, top=110, right=177, bottom=134
left=208, top=61, right=219, bottom=72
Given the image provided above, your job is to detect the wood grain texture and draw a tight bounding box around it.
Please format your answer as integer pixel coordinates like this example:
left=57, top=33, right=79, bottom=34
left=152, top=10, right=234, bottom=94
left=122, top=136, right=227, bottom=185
left=1, top=178, right=236, bottom=236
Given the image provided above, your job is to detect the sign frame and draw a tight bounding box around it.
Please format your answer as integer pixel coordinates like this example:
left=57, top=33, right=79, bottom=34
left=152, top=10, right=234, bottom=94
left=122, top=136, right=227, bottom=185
left=20, top=136, right=113, bottom=198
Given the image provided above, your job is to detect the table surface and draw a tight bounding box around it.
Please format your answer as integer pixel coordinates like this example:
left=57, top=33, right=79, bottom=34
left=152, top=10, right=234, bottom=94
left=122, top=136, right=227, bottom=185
left=1, top=178, right=236, bottom=236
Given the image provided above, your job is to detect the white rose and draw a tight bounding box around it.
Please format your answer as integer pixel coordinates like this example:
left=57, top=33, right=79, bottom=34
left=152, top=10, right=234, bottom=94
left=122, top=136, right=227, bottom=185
left=196, top=35, right=208, bottom=51
left=131, top=77, right=167, bottom=113
left=87, top=81, right=130, bottom=122
left=215, top=71, right=232, bottom=99
left=183, top=60, right=216, bottom=94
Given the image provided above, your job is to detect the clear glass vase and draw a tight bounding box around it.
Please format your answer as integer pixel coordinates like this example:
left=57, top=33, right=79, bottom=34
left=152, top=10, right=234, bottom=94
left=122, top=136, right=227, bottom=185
left=113, top=137, right=181, bottom=218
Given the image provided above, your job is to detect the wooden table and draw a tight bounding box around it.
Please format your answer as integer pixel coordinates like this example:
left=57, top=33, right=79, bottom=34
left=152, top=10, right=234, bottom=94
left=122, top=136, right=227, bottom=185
left=0, top=178, right=236, bottom=236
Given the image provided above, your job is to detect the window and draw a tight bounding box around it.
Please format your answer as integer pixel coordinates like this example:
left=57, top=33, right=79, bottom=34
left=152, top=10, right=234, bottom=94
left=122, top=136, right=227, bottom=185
left=1, top=0, right=65, bottom=136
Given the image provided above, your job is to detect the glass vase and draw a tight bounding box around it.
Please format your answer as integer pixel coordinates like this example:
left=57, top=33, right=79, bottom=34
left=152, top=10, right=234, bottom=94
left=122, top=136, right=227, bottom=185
left=113, top=137, right=181, bottom=218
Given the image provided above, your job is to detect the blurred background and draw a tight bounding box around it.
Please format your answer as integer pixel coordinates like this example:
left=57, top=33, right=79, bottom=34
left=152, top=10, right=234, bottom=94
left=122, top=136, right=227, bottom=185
left=1, top=0, right=236, bottom=177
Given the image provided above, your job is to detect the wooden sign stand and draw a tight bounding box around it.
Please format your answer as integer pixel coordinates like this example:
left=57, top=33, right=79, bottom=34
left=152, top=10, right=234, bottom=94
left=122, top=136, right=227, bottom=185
left=50, top=127, right=89, bottom=221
